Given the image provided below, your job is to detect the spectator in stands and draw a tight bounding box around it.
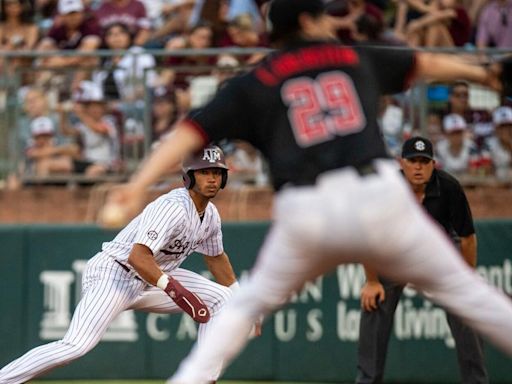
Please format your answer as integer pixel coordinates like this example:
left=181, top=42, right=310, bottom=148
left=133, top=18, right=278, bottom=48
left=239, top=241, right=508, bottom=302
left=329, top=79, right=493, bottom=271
left=17, top=87, right=62, bottom=153
left=218, top=13, right=267, bottom=64
left=224, top=140, right=269, bottom=187
left=190, top=0, right=264, bottom=33
left=212, top=53, right=240, bottom=86
left=60, top=81, right=120, bottom=176
left=0, top=0, right=39, bottom=75
left=138, top=0, right=175, bottom=31
left=426, top=110, right=445, bottom=147
left=36, top=0, right=101, bottom=88
left=486, top=106, right=512, bottom=181
left=476, top=0, right=512, bottom=49
left=444, top=80, right=493, bottom=147
left=145, top=0, right=196, bottom=48
left=379, top=96, right=405, bottom=157
left=95, top=0, right=150, bottom=46
left=93, top=22, right=157, bottom=103
left=436, top=113, right=483, bottom=175
left=151, top=85, right=179, bottom=142
left=158, top=21, right=215, bottom=112
left=24, top=116, right=80, bottom=176
left=398, top=0, right=471, bottom=47
left=327, top=0, right=384, bottom=44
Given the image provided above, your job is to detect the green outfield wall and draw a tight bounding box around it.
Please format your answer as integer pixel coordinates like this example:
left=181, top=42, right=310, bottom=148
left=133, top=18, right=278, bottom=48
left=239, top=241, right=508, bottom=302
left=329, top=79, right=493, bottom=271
left=0, top=221, right=511, bottom=383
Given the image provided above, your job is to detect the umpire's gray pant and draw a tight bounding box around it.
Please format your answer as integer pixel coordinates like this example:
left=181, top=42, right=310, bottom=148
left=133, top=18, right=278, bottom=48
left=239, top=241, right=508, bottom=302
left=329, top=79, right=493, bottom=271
left=356, top=279, right=489, bottom=384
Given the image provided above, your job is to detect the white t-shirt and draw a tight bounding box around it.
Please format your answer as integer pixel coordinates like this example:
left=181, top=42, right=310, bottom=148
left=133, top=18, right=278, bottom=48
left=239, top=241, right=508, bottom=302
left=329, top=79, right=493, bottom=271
left=435, top=137, right=479, bottom=174
left=94, top=47, right=157, bottom=100
left=74, top=115, right=119, bottom=166
left=485, top=136, right=512, bottom=179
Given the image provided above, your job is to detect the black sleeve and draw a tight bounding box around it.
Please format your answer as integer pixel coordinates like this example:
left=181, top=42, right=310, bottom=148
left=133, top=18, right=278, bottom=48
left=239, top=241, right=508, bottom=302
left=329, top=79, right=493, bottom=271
left=186, top=77, right=251, bottom=143
left=448, top=181, right=475, bottom=237
left=359, top=46, right=417, bottom=95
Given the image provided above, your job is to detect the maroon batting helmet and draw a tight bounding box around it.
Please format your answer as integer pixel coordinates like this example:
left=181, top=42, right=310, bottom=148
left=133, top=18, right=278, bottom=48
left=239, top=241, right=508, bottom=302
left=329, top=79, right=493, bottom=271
left=182, top=145, right=229, bottom=189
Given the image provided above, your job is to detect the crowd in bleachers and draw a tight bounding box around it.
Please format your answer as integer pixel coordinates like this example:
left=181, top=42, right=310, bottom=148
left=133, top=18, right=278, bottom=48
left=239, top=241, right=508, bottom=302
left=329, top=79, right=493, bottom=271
left=0, top=0, right=512, bottom=188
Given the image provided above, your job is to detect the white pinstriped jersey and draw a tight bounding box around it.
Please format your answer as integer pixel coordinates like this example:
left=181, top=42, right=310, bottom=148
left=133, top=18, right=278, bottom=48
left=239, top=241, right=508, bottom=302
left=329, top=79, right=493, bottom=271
left=101, top=187, right=224, bottom=274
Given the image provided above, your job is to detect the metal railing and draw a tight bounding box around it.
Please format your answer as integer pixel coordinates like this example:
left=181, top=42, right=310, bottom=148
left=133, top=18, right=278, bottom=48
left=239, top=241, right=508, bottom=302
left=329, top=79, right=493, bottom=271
left=1, top=46, right=511, bottom=187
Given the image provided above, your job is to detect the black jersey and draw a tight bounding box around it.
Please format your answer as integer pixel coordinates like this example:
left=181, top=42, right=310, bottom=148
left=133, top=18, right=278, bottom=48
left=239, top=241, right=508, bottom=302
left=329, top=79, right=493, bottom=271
left=422, top=169, right=475, bottom=238
left=186, top=41, right=417, bottom=190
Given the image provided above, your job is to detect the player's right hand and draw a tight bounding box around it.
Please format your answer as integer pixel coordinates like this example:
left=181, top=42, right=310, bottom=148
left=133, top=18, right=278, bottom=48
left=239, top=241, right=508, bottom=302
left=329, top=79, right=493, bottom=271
left=99, top=183, right=146, bottom=228
left=360, top=281, right=386, bottom=312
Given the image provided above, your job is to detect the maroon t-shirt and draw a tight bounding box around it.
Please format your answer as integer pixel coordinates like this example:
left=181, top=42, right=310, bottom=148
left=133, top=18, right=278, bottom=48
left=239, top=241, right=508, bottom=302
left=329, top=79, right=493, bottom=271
left=95, top=0, right=150, bottom=35
left=47, top=17, right=101, bottom=49
left=165, top=55, right=217, bottom=89
left=448, top=6, right=471, bottom=47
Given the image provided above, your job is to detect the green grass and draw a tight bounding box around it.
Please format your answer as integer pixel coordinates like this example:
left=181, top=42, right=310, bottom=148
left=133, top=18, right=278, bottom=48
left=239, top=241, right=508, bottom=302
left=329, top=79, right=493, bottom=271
left=33, top=381, right=330, bottom=384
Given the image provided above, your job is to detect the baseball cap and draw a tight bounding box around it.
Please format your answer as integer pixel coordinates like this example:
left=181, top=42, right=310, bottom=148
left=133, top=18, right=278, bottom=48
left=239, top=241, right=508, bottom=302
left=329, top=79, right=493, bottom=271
left=442, top=113, right=467, bottom=133
left=58, top=0, right=84, bottom=15
left=30, top=116, right=55, bottom=137
left=492, top=106, right=512, bottom=126
left=266, top=0, right=326, bottom=42
left=401, top=136, right=434, bottom=160
left=72, top=80, right=105, bottom=103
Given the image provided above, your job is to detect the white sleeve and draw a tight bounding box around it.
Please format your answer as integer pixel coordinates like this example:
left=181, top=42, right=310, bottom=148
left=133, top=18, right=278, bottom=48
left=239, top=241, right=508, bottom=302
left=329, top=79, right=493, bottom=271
left=133, top=198, right=184, bottom=255
left=196, top=210, right=224, bottom=256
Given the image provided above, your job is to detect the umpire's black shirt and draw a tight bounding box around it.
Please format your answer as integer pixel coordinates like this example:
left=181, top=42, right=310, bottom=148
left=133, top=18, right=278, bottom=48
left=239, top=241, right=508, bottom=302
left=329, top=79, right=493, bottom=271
left=421, top=169, right=475, bottom=238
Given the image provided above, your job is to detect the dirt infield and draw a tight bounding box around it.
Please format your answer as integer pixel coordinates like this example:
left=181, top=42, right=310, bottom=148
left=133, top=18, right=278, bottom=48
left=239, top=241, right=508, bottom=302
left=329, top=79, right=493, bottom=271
left=0, top=184, right=511, bottom=223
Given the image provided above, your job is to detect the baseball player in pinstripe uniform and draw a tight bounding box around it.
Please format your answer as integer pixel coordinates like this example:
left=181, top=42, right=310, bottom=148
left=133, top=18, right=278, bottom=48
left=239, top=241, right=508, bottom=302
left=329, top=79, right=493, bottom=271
left=0, top=144, right=252, bottom=384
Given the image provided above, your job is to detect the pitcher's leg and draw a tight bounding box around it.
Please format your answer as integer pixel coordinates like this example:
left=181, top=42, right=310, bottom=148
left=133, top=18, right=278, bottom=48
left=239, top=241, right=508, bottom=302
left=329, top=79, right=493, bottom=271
left=356, top=283, right=404, bottom=384
left=170, top=222, right=329, bottom=384
left=376, top=208, right=512, bottom=357
left=446, top=313, right=489, bottom=384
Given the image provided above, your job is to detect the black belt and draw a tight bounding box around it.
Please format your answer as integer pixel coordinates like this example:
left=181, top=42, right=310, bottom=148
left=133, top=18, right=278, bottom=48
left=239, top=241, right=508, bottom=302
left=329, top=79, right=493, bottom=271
left=114, top=259, right=142, bottom=281
left=283, top=162, right=379, bottom=189
left=354, top=162, right=378, bottom=177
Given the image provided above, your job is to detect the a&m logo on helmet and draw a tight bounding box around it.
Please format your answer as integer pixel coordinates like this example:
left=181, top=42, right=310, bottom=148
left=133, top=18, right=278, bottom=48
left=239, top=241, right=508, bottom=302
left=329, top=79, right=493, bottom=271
left=414, top=140, right=426, bottom=151
left=202, top=147, right=222, bottom=163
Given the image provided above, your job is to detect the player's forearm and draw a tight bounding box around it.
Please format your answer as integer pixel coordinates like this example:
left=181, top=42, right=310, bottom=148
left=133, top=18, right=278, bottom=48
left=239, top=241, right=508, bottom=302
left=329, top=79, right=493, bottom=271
left=204, top=253, right=237, bottom=287
left=130, top=122, right=205, bottom=191
left=128, top=243, right=164, bottom=285
left=416, top=53, right=490, bottom=85
left=460, top=234, right=477, bottom=268
left=363, top=264, right=379, bottom=282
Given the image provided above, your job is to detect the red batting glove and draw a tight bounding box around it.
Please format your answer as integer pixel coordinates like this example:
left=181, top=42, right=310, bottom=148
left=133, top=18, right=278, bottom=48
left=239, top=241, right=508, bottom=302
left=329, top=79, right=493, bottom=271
left=163, top=276, right=211, bottom=323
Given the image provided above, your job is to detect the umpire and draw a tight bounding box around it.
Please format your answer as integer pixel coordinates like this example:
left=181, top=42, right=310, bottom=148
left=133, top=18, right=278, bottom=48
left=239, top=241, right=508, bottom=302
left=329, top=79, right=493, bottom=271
left=356, top=136, right=488, bottom=384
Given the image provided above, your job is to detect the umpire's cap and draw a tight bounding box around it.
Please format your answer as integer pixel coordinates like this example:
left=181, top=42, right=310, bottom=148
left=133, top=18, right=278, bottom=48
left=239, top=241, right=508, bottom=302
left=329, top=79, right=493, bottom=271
left=401, top=136, right=434, bottom=160
left=182, top=145, right=229, bottom=189
left=267, top=0, right=326, bottom=43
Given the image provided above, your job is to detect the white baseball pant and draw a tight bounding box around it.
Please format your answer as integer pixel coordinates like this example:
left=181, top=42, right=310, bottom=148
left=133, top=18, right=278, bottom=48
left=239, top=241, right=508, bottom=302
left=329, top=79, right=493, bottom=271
left=170, top=160, right=512, bottom=383
left=0, top=255, right=231, bottom=384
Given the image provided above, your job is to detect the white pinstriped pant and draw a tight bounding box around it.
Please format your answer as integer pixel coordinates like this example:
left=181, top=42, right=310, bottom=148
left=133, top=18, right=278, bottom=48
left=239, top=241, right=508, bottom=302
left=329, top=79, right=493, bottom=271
left=0, top=254, right=231, bottom=384
left=171, top=160, right=512, bottom=383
